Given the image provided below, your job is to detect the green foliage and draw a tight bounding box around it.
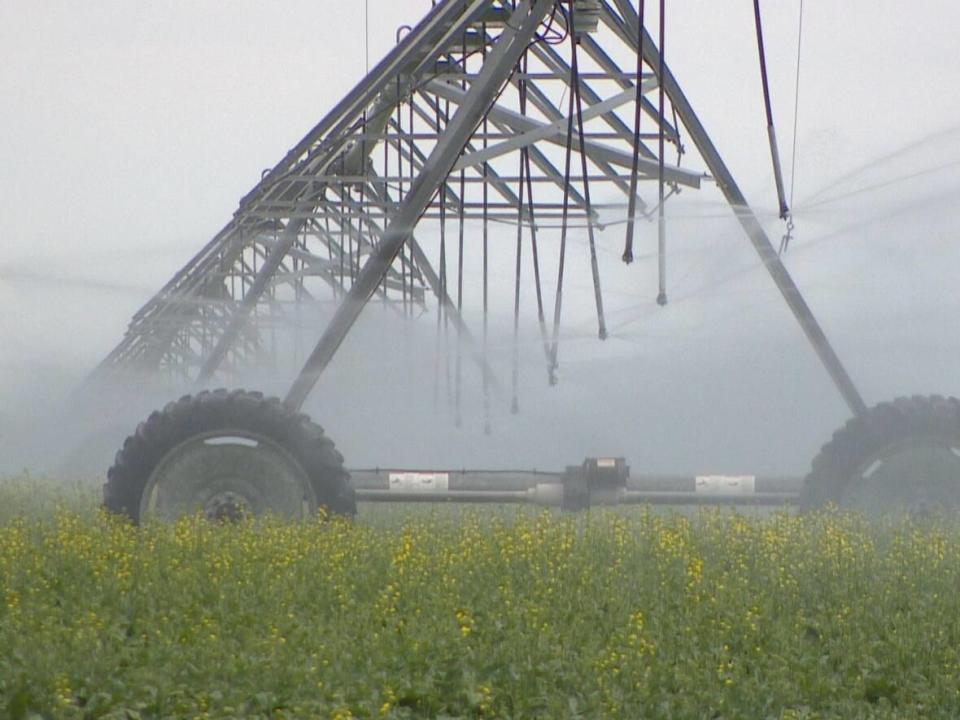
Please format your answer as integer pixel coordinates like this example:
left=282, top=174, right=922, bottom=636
left=1, top=479, right=959, bottom=718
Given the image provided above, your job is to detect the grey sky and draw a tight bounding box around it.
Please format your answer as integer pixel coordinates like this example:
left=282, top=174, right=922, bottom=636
left=1, top=1, right=958, bottom=474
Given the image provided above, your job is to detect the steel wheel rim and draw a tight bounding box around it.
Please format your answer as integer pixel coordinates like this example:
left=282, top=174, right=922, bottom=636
left=140, top=430, right=317, bottom=522
left=842, top=439, right=960, bottom=515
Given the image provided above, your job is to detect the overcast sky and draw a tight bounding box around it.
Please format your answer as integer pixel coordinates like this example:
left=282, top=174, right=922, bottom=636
left=1, top=1, right=959, bottom=475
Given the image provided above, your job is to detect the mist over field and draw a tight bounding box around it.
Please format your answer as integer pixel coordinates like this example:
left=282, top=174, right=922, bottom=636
left=1, top=0, right=959, bottom=480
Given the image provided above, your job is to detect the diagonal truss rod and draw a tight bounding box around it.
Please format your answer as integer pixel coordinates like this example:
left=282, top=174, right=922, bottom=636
left=284, top=0, right=553, bottom=411
left=347, top=177, right=504, bottom=392
left=429, top=80, right=702, bottom=188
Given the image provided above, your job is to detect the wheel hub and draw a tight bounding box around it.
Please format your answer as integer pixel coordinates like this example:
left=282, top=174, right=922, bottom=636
left=203, top=490, right=253, bottom=522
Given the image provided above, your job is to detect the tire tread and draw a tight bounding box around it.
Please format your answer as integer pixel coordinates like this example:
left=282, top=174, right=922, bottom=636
left=103, top=389, right=355, bottom=523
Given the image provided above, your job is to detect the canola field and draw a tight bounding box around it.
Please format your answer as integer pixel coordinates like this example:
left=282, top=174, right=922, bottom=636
left=2, top=475, right=960, bottom=719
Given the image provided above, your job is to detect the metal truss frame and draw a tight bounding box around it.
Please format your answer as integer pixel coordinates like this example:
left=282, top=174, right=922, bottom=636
left=94, top=0, right=865, bottom=419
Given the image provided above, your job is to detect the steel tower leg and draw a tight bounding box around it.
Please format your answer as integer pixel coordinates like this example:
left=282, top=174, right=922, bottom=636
left=609, top=1, right=867, bottom=418
left=284, top=0, right=554, bottom=412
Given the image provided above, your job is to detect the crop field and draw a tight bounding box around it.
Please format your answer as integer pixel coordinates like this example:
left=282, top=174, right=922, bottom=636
left=2, top=475, right=960, bottom=718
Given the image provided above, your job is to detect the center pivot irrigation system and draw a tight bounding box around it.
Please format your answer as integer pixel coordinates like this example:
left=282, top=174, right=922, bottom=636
left=94, top=0, right=960, bottom=523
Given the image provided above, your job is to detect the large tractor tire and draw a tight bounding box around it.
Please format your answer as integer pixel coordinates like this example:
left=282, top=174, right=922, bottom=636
left=103, top=389, right=355, bottom=524
left=799, top=395, right=960, bottom=513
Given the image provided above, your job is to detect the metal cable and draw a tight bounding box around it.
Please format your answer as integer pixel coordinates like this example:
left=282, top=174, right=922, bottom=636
left=789, top=0, right=804, bottom=209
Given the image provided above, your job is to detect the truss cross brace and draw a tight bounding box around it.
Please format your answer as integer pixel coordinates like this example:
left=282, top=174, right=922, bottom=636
left=452, top=82, right=654, bottom=171
left=430, top=80, right=703, bottom=189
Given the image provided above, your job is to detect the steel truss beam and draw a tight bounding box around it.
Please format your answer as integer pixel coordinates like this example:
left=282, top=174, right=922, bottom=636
left=92, top=0, right=863, bottom=422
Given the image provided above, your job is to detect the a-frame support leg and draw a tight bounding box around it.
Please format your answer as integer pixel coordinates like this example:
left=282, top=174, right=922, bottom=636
left=610, top=1, right=866, bottom=418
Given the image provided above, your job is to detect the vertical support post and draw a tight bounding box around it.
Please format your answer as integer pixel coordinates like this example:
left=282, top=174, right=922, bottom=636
left=511, top=51, right=528, bottom=415
left=570, top=15, right=608, bottom=339
left=622, top=0, right=645, bottom=264
left=656, top=0, right=667, bottom=307
left=454, top=26, right=468, bottom=428
left=548, top=22, right=578, bottom=386
left=482, top=18, right=492, bottom=435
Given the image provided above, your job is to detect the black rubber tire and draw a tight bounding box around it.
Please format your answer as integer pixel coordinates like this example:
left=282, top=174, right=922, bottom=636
left=103, top=389, right=355, bottom=524
left=799, top=395, right=960, bottom=509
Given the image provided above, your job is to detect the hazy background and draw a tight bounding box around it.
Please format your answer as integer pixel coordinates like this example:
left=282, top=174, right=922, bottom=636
left=1, top=1, right=959, bottom=478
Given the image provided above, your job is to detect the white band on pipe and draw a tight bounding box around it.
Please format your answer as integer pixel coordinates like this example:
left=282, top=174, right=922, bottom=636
left=695, top=475, right=756, bottom=495
left=388, top=472, right=450, bottom=492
